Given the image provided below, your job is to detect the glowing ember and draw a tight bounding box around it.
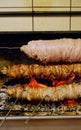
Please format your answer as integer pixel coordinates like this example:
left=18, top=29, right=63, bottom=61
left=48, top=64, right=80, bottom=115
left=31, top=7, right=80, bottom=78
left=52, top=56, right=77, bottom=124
left=65, top=99, right=78, bottom=106
left=29, top=78, right=38, bottom=87
left=52, top=77, right=75, bottom=87
left=28, top=78, right=47, bottom=88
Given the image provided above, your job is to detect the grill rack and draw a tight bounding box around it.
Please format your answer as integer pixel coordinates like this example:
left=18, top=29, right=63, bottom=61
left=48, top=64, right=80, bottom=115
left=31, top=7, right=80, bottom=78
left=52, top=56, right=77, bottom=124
left=0, top=31, right=81, bottom=125
left=0, top=81, right=81, bottom=117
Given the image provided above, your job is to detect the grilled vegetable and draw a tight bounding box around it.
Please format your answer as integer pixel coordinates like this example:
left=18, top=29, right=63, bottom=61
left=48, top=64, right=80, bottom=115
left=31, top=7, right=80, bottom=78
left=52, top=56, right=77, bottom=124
left=20, top=38, right=81, bottom=63
left=6, top=82, right=81, bottom=102
left=1, top=63, right=81, bottom=80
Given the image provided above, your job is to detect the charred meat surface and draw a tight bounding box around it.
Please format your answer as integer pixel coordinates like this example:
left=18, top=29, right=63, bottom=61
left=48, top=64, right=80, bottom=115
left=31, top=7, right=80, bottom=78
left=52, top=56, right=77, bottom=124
left=1, top=63, right=81, bottom=80
left=6, top=82, right=81, bottom=102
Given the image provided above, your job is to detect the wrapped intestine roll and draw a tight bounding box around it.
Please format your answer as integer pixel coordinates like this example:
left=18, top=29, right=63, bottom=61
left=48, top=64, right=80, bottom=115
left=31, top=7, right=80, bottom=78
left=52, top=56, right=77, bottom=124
left=6, top=82, right=81, bottom=102
left=20, top=38, right=81, bottom=63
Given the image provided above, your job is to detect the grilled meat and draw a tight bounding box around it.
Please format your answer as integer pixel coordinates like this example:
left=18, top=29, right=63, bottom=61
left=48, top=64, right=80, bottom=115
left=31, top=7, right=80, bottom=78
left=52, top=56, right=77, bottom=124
left=20, top=38, right=81, bottom=63
left=6, top=82, right=81, bottom=102
left=1, top=63, right=81, bottom=80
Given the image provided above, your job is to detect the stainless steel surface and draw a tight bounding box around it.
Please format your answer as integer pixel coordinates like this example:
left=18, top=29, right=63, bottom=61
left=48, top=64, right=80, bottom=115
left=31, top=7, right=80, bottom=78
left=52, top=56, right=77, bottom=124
left=0, top=118, right=81, bottom=130
left=0, top=115, right=81, bottom=120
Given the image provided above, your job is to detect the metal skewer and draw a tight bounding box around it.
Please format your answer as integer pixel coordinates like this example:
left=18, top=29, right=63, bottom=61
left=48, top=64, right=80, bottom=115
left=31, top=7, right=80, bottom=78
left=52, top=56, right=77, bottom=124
left=0, top=84, right=22, bottom=127
left=0, top=98, right=18, bottom=127
left=24, top=95, right=50, bottom=125
left=0, top=83, right=50, bottom=127
left=0, top=47, right=19, bottom=49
